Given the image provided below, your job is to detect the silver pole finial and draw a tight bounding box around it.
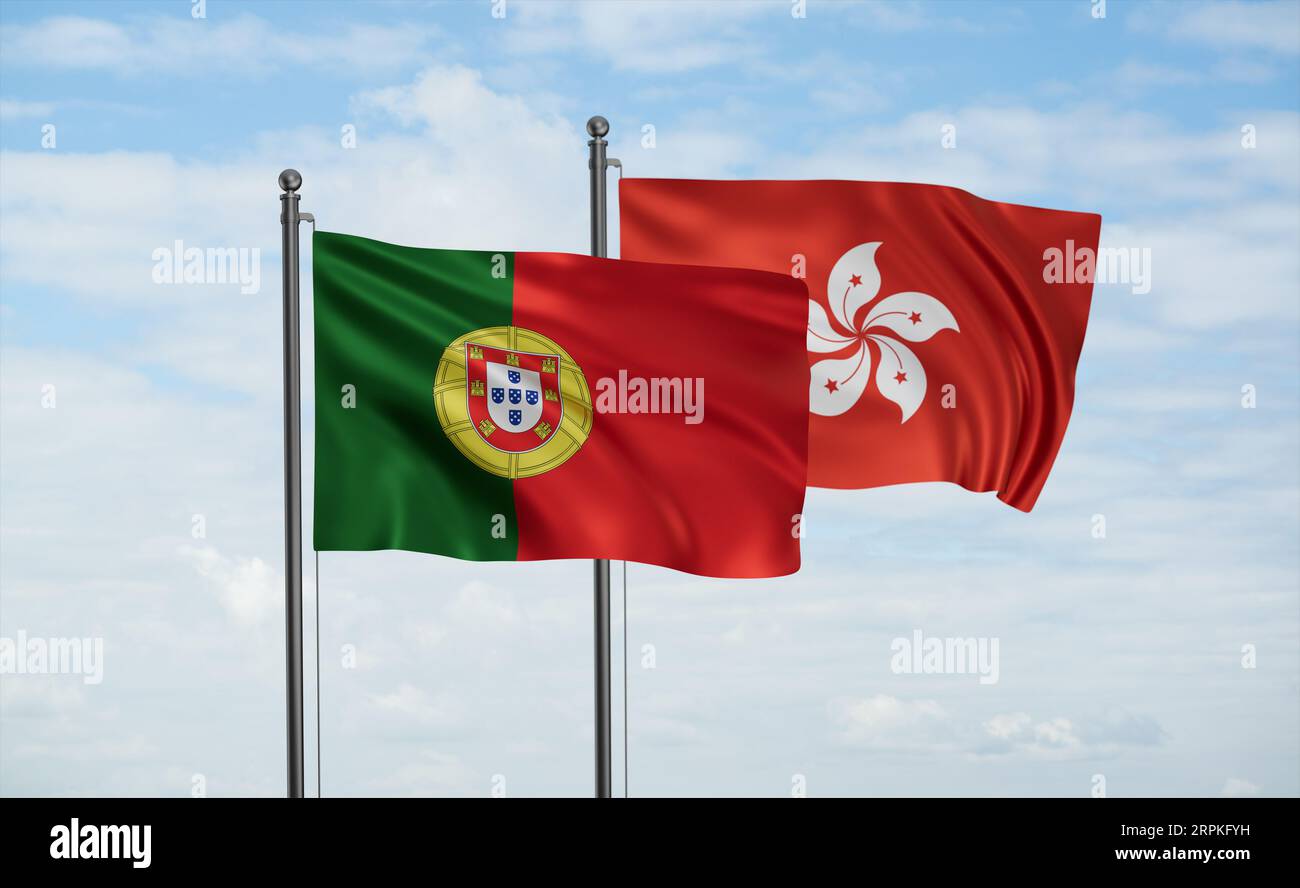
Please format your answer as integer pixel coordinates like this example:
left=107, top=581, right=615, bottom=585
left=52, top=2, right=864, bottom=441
left=279, top=169, right=303, bottom=192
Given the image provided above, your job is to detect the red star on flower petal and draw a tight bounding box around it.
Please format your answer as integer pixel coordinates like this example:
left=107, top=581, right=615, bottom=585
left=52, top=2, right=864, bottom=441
left=824, top=379, right=839, bottom=393
left=908, top=311, right=922, bottom=324
left=894, top=371, right=908, bottom=384
left=848, top=274, right=862, bottom=286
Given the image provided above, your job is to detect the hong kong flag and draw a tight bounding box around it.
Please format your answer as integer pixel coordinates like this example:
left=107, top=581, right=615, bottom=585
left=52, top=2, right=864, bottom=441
left=620, top=179, right=1101, bottom=511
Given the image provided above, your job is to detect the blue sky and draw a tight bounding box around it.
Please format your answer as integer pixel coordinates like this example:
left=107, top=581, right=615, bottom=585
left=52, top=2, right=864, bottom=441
left=1, top=0, right=1298, bottom=797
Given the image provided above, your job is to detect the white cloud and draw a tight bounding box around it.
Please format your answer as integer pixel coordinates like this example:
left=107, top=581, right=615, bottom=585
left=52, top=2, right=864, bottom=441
left=779, top=105, right=1300, bottom=206
left=0, top=99, right=55, bottom=121
left=635, top=714, right=705, bottom=746
left=179, top=544, right=279, bottom=625
left=1211, top=56, right=1281, bottom=83
left=369, top=683, right=463, bottom=729
left=1112, top=60, right=1204, bottom=90
left=1105, top=57, right=1284, bottom=89
left=0, top=13, right=441, bottom=76
left=446, top=580, right=521, bottom=631
left=983, top=711, right=1031, bottom=740
left=0, top=675, right=87, bottom=717
left=364, top=749, right=477, bottom=797
left=1135, top=1, right=1300, bottom=56
left=504, top=0, right=776, bottom=73
left=1101, top=206, right=1300, bottom=329
left=0, top=149, right=272, bottom=308
left=829, top=694, right=954, bottom=749
left=1221, top=777, right=1261, bottom=797
left=827, top=0, right=989, bottom=34
left=1030, top=717, right=1083, bottom=754
left=977, top=709, right=1163, bottom=760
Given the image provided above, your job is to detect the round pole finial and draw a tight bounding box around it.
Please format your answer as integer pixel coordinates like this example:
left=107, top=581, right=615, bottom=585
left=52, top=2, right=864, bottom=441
left=278, top=169, right=303, bottom=192
left=586, top=116, right=610, bottom=139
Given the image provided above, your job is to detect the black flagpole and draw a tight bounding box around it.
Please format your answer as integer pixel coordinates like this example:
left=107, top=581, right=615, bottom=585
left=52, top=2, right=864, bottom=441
left=279, top=169, right=306, bottom=798
left=586, top=117, right=613, bottom=799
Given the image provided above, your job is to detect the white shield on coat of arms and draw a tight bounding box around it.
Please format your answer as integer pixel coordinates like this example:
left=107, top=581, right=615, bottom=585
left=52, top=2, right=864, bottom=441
left=486, top=361, right=544, bottom=432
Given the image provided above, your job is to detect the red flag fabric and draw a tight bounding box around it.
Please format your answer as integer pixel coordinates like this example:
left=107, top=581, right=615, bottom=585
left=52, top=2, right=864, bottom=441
left=510, top=253, right=811, bottom=576
left=620, top=179, right=1101, bottom=511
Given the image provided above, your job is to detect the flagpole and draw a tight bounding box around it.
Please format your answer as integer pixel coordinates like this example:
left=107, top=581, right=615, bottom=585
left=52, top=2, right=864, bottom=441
left=586, top=116, right=613, bottom=799
left=279, top=168, right=306, bottom=799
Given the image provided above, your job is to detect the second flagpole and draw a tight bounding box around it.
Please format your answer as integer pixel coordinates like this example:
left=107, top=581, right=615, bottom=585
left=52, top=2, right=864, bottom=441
left=587, top=116, right=613, bottom=799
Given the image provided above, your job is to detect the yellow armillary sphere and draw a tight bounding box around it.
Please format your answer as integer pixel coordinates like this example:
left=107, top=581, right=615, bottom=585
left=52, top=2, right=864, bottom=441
left=434, top=325, right=593, bottom=479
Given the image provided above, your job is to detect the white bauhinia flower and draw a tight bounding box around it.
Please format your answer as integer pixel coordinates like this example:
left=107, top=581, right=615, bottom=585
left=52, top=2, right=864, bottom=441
left=808, top=242, right=959, bottom=422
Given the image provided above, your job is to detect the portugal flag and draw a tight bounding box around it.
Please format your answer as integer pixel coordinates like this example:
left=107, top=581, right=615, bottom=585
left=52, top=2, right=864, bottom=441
left=312, top=231, right=809, bottom=577
left=620, top=179, right=1101, bottom=511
